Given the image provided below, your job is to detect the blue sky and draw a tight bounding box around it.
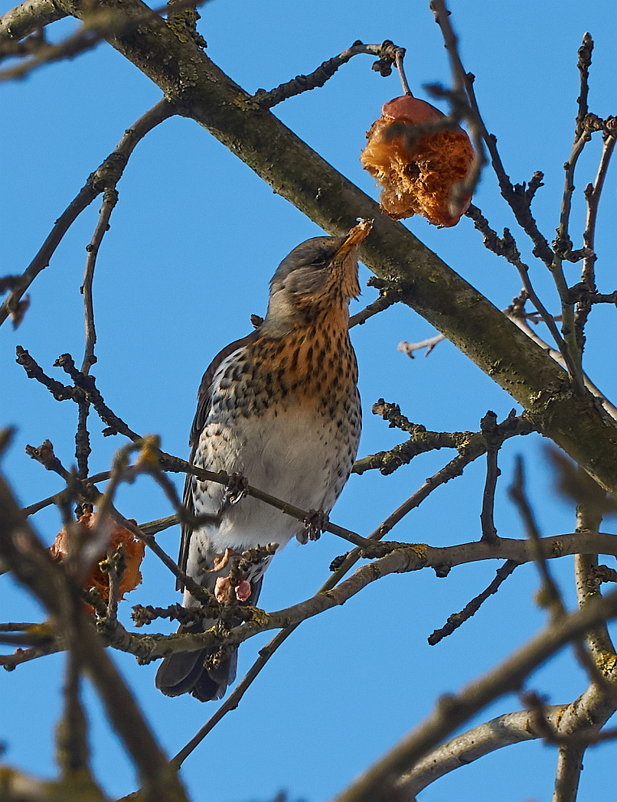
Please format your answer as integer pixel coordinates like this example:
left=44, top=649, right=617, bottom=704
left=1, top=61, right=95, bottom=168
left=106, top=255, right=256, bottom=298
left=1, top=1, right=616, bottom=800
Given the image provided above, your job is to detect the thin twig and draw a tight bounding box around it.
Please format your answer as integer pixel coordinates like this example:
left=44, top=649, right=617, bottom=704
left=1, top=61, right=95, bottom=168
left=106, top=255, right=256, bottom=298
left=397, top=333, right=445, bottom=358
left=428, top=0, right=486, bottom=207
left=575, top=33, right=593, bottom=136
left=51, top=352, right=141, bottom=440
left=576, top=118, right=617, bottom=344
left=428, top=560, right=519, bottom=646
left=509, top=457, right=564, bottom=619
left=466, top=204, right=572, bottom=365
left=354, top=409, right=532, bottom=477
left=25, top=439, right=70, bottom=479
left=349, top=290, right=399, bottom=327
left=81, top=188, right=117, bottom=375
left=509, top=457, right=609, bottom=691
left=0, top=99, right=174, bottom=327
left=0, top=471, right=187, bottom=801
left=1, top=643, right=62, bottom=669
left=551, top=110, right=605, bottom=379
left=252, top=40, right=405, bottom=109
left=74, top=187, right=119, bottom=490
left=479, top=410, right=500, bottom=541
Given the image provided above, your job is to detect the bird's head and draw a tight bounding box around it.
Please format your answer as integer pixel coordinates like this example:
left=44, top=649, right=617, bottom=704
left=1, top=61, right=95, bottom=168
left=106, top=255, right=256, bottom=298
left=264, top=220, right=372, bottom=330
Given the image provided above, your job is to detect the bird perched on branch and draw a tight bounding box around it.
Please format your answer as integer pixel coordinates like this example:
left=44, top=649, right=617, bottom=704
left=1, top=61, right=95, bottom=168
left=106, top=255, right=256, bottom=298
left=156, top=220, right=371, bottom=701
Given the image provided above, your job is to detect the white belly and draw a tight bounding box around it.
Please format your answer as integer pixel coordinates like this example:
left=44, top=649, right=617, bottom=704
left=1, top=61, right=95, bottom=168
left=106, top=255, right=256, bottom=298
left=192, top=404, right=354, bottom=554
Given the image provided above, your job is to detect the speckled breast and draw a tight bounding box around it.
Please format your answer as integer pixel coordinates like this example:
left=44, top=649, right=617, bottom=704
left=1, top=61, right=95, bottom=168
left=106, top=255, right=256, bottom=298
left=192, top=321, right=361, bottom=552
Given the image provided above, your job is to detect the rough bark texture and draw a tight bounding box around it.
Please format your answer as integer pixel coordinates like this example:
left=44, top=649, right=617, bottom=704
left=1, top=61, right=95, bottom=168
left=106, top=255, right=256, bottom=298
left=0, top=0, right=65, bottom=43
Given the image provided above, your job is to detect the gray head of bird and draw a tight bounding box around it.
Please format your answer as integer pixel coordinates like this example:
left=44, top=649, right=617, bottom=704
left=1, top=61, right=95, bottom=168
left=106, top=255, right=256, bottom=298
left=264, top=220, right=372, bottom=330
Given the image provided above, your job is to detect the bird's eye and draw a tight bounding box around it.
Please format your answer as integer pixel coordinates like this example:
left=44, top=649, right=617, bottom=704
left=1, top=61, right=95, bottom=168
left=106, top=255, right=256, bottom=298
left=311, top=257, right=329, bottom=268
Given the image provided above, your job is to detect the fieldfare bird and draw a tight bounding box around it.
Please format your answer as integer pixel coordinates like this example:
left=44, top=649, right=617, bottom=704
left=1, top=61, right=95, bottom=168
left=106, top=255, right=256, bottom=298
left=156, top=220, right=371, bottom=701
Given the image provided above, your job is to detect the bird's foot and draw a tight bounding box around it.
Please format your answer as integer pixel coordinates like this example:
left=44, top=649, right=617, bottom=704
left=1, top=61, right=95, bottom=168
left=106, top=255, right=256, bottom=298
left=223, top=472, right=249, bottom=505
left=298, top=509, right=329, bottom=543
left=214, top=574, right=252, bottom=604
left=209, top=548, right=235, bottom=573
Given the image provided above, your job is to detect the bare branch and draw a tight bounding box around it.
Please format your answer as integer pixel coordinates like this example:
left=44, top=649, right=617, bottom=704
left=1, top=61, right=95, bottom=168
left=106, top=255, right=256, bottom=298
left=48, top=0, right=617, bottom=499
left=398, top=705, right=567, bottom=796
left=354, top=409, right=532, bottom=477
left=576, top=118, right=617, bottom=342
left=333, top=586, right=617, bottom=802
left=0, top=0, right=66, bottom=53
left=428, top=559, right=519, bottom=645
left=553, top=742, right=585, bottom=802
left=479, top=410, right=500, bottom=541
left=1, top=99, right=174, bottom=328
left=60, top=530, right=617, bottom=670
left=252, top=40, right=406, bottom=109
left=0, top=470, right=188, bottom=801
left=74, top=186, right=119, bottom=487
left=575, top=33, right=594, bottom=136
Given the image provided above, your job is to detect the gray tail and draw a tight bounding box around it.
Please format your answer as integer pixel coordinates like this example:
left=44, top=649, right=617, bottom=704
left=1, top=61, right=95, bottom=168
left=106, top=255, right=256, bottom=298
left=155, top=574, right=264, bottom=702
left=155, top=619, right=237, bottom=702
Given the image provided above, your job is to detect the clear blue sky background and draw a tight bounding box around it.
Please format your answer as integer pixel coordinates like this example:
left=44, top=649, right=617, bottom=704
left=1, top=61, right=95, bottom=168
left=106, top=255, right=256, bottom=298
left=1, top=1, right=616, bottom=800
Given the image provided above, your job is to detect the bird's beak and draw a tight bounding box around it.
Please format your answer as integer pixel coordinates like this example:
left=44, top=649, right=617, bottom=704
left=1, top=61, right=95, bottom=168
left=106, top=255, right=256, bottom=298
left=335, top=219, right=373, bottom=258
left=330, top=220, right=372, bottom=301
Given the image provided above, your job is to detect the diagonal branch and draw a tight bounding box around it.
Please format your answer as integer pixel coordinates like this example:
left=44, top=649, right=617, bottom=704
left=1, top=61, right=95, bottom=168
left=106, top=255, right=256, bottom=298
left=252, top=40, right=405, bottom=109
left=0, top=98, right=174, bottom=327
left=332, top=587, right=617, bottom=802
left=53, top=0, right=617, bottom=497
left=398, top=705, right=567, bottom=796
left=0, top=0, right=66, bottom=50
left=0, top=469, right=188, bottom=802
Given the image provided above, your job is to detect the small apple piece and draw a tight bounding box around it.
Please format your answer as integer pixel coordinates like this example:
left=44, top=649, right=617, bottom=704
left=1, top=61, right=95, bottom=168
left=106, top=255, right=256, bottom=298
left=50, top=512, right=145, bottom=606
left=361, top=95, right=474, bottom=227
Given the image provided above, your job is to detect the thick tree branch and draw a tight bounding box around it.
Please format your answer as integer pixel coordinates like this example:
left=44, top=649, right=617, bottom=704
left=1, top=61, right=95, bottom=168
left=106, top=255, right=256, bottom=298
left=553, top=742, right=585, bottom=802
left=397, top=705, right=567, bottom=796
left=333, top=588, right=617, bottom=802
left=0, top=0, right=66, bottom=49
left=53, top=0, right=617, bottom=497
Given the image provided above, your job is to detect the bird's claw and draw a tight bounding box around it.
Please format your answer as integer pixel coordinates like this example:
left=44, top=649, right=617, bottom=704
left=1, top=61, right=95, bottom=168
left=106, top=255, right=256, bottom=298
left=223, top=473, right=248, bottom=505
left=214, top=575, right=252, bottom=603
left=298, top=509, right=328, bottom=544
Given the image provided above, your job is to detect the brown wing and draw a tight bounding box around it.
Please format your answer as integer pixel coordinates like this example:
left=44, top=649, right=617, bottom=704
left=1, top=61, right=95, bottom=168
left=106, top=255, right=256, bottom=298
left=176, top=330, right=260, bottom=590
